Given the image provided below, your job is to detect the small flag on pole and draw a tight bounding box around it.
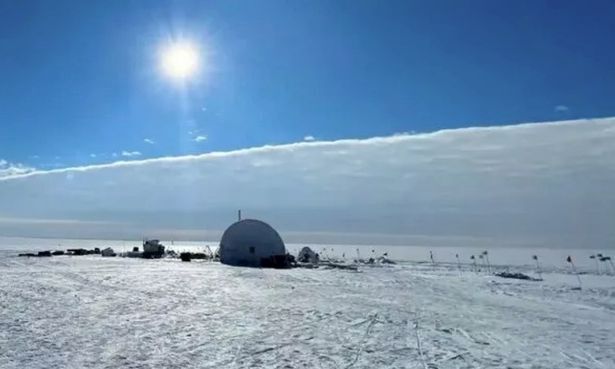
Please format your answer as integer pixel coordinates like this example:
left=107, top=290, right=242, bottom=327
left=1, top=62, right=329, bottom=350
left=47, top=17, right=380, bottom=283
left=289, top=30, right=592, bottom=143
left=602, top=256, right=615, bottom=275
left=566, top=255, right=582, bottom=289
left=590, top=255, right=600, bottom=274
left=455, top=253, right=461, bottom=274
left=532, top=255, right=542, bottom=280
left=470, top=255, right=477, bottom=273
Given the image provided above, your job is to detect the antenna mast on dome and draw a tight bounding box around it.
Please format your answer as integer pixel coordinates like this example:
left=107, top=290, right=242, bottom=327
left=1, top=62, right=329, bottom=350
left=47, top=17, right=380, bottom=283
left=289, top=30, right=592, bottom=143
left=238, top=209, right=242, bottom=221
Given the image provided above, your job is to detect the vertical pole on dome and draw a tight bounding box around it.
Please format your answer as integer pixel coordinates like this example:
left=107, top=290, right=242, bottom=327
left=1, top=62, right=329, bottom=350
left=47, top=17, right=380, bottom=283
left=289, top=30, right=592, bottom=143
left=238, top=209, right=242, bottom=221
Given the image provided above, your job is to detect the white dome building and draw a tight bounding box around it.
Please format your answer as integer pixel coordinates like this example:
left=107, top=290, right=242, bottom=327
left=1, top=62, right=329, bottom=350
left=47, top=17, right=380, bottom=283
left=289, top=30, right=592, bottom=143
left=219, top=219, right=286, bottom=267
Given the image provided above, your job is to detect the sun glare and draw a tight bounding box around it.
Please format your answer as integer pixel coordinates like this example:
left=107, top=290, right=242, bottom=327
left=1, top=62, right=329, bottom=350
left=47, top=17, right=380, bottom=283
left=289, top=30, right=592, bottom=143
left=160, top=41, right=200, bottom=81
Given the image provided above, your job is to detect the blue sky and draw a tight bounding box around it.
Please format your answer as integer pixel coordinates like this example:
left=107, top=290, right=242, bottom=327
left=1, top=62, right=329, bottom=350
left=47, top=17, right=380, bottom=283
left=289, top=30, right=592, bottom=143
left=1, top=0, right=615, bottom=169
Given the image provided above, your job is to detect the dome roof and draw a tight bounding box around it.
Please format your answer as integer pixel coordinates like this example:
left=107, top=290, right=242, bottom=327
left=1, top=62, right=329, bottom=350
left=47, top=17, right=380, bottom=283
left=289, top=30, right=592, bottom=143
left=219, top=219, right=286, bottom=267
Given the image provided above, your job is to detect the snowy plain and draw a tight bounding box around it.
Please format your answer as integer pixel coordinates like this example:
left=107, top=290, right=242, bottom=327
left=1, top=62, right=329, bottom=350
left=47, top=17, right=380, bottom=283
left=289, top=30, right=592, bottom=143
left=1, top=238, right=614, bottom=369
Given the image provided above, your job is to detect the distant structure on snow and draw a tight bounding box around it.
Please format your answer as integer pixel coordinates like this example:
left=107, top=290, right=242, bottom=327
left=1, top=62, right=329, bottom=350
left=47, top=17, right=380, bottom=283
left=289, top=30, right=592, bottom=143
left=142, top=239, right=165, bottom=258
left=219, top=219, right=288, bottom=268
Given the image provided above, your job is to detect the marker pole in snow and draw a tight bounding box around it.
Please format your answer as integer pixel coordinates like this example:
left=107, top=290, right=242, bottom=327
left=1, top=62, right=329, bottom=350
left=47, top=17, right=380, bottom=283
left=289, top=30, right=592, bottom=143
left=590, top=255, right=599, bottom=274
left=567, top=256, right=582, bottom=289
left=532, top=255, right=542, bottom=280
left=483, top=251, right=491, bottom=274
left=429, top=251, right=436, bottom=271
left=456, top=253, right=461, bottom=274
left=600, top=256, right=614, bottom=275
left=596, top=253, right=610, bottom=275
left=470, top=255, right=477, bottom=273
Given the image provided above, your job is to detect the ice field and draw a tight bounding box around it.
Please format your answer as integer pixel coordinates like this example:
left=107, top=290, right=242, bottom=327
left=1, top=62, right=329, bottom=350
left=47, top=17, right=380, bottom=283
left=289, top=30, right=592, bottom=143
left=1, top=239, right=614, bottom=369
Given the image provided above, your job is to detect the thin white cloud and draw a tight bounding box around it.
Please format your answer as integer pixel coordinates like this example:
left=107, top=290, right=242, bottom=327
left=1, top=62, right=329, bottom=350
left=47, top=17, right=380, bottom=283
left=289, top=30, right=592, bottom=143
left=555, top=105, right=569, bottom=112
left=1, top=117, right=615, bottom=248
left=194, top=135, right=207, bottom=142
left=112, top=152, right=118, bottom=158
left=0, top=160, right=35, bottom=178
left=0, top=217, right=115, bottom=225
left=90, top=154, right=97, bottom=158
left=39, top=163, right=64, bottom=169
left=304, top=135, right=315, bottom=142
left=121, top=151, right=142, bottom=157
left=144, top=138, right=156, bottom=145
left=393, top=130, right=417, bottom=136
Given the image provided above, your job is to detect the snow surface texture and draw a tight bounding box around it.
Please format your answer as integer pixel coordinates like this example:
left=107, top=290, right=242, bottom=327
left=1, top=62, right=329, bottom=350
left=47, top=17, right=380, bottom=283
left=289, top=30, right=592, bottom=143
left=1, top=251, right=614, bottom=369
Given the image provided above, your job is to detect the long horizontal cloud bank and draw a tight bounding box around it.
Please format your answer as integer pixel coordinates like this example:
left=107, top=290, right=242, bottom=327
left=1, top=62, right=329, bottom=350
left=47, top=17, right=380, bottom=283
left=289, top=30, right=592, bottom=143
left=1, top=117, right=615, bottom=248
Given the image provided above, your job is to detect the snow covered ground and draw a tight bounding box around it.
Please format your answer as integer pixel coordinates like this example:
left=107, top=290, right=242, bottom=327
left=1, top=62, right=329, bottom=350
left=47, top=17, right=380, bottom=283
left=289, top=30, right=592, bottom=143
left=1, top=242, right=614, bottom=368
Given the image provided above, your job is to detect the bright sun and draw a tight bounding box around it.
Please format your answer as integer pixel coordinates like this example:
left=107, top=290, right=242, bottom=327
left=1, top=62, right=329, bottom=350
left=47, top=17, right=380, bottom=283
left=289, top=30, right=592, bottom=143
left=160, top=41, right=200, bottom=81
